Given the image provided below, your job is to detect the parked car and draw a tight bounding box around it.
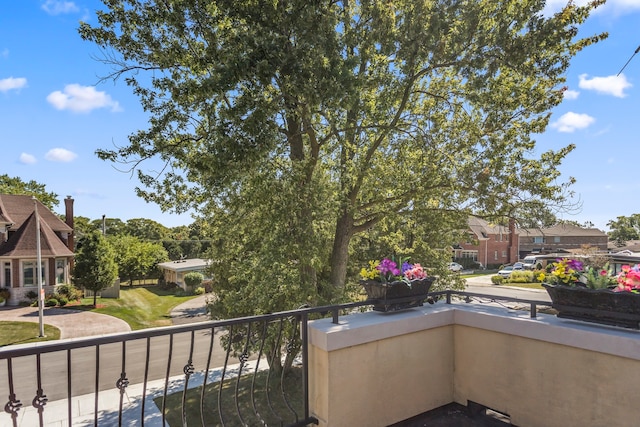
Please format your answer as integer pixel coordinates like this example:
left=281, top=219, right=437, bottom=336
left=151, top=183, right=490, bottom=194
left=497, top=265, right=524, bottom=278
left=448, top=262, right=464, bottom=272
left=521, top=256, right=542, bottom=270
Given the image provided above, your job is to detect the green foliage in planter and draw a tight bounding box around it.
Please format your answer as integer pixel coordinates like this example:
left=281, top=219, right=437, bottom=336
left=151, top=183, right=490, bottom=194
left=491, top=275, right=504, bottom=285
left=0, top=288, right=10, bottom=301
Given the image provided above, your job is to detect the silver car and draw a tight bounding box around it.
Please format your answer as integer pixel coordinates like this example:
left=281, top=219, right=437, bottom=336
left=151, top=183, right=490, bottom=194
left=497, top=265, right=524, bottom=278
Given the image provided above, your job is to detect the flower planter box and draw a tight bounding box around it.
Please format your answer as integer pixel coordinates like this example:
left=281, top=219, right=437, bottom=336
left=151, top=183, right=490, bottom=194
left=360, top=277, right=435, bottom=312
left=542, top=283, right=640, bottom=329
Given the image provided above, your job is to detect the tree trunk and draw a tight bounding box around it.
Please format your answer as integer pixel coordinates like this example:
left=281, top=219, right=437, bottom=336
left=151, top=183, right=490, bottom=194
left=329, top=210, right=354, bottom=288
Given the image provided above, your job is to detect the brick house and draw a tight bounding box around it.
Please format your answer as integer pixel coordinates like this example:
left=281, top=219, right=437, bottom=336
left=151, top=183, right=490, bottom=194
left=0, top=194, right=75, bottom=305
left=518, top=223, right=608, bottom=258
left=455, top=217, right=518, bottom=269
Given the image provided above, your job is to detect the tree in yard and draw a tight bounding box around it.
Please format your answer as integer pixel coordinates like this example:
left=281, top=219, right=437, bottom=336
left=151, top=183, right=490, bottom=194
left=607, top=215, right=640, bottom=247
left=183, top=272, right=204, bottom=291
left=124, top=218, right=171, bottom=241
left=73, top=230, right=118, bottom=307
left=109, top=234, right=169, bottom=284
left=0, top=174, right=59, bottom=211
left=80, top=1, right=606, bottom=317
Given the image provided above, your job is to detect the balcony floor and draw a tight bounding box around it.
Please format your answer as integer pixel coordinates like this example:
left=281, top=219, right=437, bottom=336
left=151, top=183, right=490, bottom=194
left=390, top=403, right=511, bottom=427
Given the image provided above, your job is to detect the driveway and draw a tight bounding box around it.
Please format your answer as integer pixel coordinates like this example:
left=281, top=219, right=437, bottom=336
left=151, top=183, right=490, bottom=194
left=0, top=305, right=131, bottom=339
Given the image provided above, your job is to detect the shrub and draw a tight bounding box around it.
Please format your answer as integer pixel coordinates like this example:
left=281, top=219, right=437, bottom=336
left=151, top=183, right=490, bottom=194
left=56, top=295, right=69, bottom=306
left=184, top=272, right=204, bottom=289
left=45, top=298, right=58, bottom=307
left=491, top=275, right=504, bottom=285
left=56, top=284, right=82, bottom=301
left=0, top=288, right=10, bottom=301
left=509, top=270, right=534, bottom=283
left=26, top=290, right=38, bottom=301
left=194, top=286, right=205, bottom=295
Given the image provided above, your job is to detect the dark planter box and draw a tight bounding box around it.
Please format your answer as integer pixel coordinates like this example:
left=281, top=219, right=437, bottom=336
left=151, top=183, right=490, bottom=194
left=542, top=283, right=640, bottom=329
left=360, top=277, right=435, bottom=312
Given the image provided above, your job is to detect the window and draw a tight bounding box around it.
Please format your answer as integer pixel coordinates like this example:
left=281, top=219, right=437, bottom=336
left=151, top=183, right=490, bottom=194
left=494, top=251, right=498, bottom=260
left=3, top=262, right=10, bottom=287
left=22, top=261, right=45, bottom=287
left=533, top=236, right=544, bottom=244
left=554, top=236, right=561, bottom=243
left=502, top=251, right=507, bottom=258
left=55, top=259, right=65, bottom=284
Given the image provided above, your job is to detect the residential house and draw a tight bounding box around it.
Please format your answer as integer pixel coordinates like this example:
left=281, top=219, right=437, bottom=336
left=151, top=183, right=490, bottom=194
left=0, top=194, right=75, bottom=305
left=518, top=223, right=608, bottom=258
left=157, top=258, right=211, bottom=290
left=456, top=217, right=518, bottom=269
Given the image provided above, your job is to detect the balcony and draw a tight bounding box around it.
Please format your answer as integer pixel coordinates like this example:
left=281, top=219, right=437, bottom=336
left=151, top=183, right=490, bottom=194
left=2, top=291, right=640, bottom=426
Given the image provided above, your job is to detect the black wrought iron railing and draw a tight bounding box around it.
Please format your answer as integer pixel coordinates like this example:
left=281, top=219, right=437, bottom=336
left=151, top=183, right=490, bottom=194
left=0, top=291, right=551, bottom=427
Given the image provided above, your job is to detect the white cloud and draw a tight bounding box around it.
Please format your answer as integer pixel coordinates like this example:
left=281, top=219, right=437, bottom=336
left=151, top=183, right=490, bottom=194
left=41, top=0, right=79, bottom=15
left=0, top=77, right=27, bottom=92
left=564, top=90, right=580, bottom=100
left=46, top=84, right=122, bottom=113
left=578, top=74, right=632, bottom=98
left=543, top=0, right=640, bottom=15
left=19, top=153, right=37, bottom=164
left=1, top=49, right=8, bottom=59
left=551, top=112, right=596, bottom=133
left=45, top=148, right=78, bottom=162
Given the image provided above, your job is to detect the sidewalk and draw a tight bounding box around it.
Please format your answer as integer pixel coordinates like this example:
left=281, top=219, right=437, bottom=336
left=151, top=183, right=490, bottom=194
left=7, top=361, right=257, bottom=427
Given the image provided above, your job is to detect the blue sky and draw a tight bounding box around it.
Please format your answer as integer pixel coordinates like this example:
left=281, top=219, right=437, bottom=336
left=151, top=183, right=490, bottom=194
left=1, top=1, right=639, bottom=230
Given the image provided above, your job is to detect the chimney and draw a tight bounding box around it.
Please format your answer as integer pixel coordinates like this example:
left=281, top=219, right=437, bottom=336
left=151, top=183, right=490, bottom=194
left=64, top=196, right=74, bottom=252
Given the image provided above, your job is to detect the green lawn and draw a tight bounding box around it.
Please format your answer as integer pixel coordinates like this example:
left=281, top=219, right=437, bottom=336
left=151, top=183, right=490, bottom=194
left=156, top=367, right=304, bottom=427
left=0, top=321, right=60, bottom=347
left=66, top=285, right=199, bottom=330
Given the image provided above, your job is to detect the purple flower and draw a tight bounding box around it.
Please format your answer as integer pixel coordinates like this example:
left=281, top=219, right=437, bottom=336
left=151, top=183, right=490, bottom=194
left=401, top=262, right=413, bottom=273
left=377, top=258, right=400, bottom=277
left=567, top=259, right=583, bottom=271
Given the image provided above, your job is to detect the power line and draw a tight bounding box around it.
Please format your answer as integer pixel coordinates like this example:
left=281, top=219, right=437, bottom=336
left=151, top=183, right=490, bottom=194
left=617, top=45, right=640, bottom=76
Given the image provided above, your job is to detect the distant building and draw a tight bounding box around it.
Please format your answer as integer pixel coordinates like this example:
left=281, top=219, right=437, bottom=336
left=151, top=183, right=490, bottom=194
left=456, top=217, right=518, bottom=269
left=0, top=194, right=75, bottom=305
left=157, top=258, right=211, bottom=290
left=518, top=223, right=608, bottom=258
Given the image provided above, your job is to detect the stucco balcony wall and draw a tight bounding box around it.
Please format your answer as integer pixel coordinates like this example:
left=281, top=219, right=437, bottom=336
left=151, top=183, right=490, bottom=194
left=308, top=303, right=640, bottom=427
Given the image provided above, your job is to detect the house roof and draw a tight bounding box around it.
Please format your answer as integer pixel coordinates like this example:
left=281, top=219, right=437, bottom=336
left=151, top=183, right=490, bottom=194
left=157, top=258, right=210, bottom=272
left=0, top=210, right=74, bottom=257
left=467, top=217, right=514, bottom=239
left=519, top=223, right=606, bottom=237
left=0, top=194, right=71, bottom=233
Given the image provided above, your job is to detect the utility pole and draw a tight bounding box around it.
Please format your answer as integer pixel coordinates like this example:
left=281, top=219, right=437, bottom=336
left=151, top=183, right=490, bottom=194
left=33, top=197, right=45, bottom=337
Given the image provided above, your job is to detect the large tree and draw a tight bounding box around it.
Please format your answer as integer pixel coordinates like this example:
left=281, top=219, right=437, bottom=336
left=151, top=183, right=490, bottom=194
left=73, top=230, right=119, bottom=306
left=109, top=234, right=169, bottom=284
left=0, top=174, right=59, bottom=211
left=80, top=1, right=605, bottom=310
left=607, top=215, right=640, bottom=247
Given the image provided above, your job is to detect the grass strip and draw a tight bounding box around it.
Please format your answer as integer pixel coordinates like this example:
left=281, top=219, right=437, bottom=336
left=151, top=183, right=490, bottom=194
left=155, top=367, right=304, bottom=427
left=0, top=321, right=60, bottom=346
